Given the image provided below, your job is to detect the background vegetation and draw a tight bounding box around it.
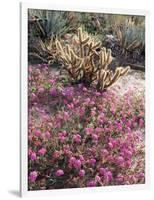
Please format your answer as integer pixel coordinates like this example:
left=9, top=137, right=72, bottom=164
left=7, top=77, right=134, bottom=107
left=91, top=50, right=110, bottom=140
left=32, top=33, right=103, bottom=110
left=28, top=9, right=145, bottom=70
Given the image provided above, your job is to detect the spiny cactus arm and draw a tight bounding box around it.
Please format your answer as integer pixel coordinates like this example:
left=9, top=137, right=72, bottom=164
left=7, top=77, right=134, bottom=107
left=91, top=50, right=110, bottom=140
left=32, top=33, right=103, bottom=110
left=56, top=41, right=72, bottom=64
left=65, top=44, right=71, bottom=56
left=77, top=27, right=101, bottom=58
left=64, top=61, right=82, bottom=79
left=104, top=68, right=121, bottom=88
left=69, top=48, right=83, bottom=65
left=108, top=71, right=113, bottom=83
left=100, top=48, right=113, bottom=70
left=87, top=40, right=101, bottom=57
left=63, top=65, right=76, bottom=79
left=56, top=38, right=85, bottom=81
left=91, top=41, right=101, bottom=51
left=82, top=36, right=90, bottom=45
left=58, top=50, right=71, bottom=64
left=96, top=69, right=108, bottom=90
left=91, top=70, right=98, bottom=82
left=101, top=48, right=107, bottom=65
left=119, top=66, right=130, bottom=76
left=68, top=55, right=84, bottom=80
left=86, top=42, right=93, bottom=56
left=56, top=40, right=64, bottom=53
left=106, top=49, right=112, bottom=65
left=100, top=50, right=104, bottom=66
left=101, top=71, right=108, bottom=83
left=82, top=57, right=90, bottom=72
left=74, top=59, right=84, bottom=73
left=78, top=27, right=84, bottom=58
left=81, top=31, right=91, bottom=46
left=104, top=66, right=130, bottom=88
left=78, top=28, right=83, bottom=42
left=86, top=56, right=95, bottom=74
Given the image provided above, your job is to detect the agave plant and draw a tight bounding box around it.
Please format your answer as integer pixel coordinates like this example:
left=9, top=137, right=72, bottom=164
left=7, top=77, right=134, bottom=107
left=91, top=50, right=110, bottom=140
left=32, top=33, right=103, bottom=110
left=28, top=9, right=78, bottom=39
left=114, top=19, right=145, bottom=55
left=28, top=9, right=80, bottom=64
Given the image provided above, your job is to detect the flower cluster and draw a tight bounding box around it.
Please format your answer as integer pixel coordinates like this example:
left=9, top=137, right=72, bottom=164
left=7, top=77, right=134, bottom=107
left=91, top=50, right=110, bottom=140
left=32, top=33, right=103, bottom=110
left=28, top=64, right=145, bottom=190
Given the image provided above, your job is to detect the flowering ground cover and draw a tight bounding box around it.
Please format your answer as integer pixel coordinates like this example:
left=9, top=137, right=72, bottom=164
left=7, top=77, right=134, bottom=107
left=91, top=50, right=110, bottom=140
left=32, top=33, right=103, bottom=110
left=28, top=64, right=145, bottom=190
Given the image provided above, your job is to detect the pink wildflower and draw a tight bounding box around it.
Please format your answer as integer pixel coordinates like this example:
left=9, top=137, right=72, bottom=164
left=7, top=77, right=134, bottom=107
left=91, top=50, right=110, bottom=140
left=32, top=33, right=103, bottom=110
left=87, top=180, right=96, bottom=187
left=95, top=175, right=101, bottom=182
left=67, top=103, right=74, bottom=109
left=116, top=156, right=124, bottom=166
left=73, top=159, right=81, bottom=169
left=79, top=155, right=85, bottom=162
left=34, top=129, right=41, bottom=137
left=108, top=142, right=113, bottom=149
left=73, top=134, right=81, bottom=144
left=95, top=127, right=103, bottom=133
left=38, top=87, right=44, bottom=94
left=89, top=158, right=96, bottom=166
left=101, top=149, right=109, bottom=156
left=38, top=148, right=46, bottom=156
left=59, top=135, right=66, bottom=143
left=58, top=131, right=67, bottom=143
left=105, top=171, right=113, bottom=182
left=29, top=171, right=38, bottom=183
left=99, top=167, right=106, bottom=176
left=63, top=111, right=69, bottom=121
left=45, top=131, right=51, bottom=139
left=139, top=118, right=144, bottom=127
left=69, top=156, right=76, bottom=165
left=53, top=151, right=61, bottom=159
left=50, top=87, right=57, bottom=97
left=85, top=127, right=93, bottom=135
left=92, top=134, right=98, bottom=141
left=30, top=152, right=37, bottom=161
left=78, top=169, right=85, bottom=177
left=55, top=169, right=64, bottom=177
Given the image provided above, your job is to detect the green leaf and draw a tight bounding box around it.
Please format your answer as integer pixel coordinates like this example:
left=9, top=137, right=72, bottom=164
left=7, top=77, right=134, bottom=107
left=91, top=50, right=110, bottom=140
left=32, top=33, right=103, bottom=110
left=44, top=83, right=51, bottom=89
left=31, top=87, right=36, bottom=92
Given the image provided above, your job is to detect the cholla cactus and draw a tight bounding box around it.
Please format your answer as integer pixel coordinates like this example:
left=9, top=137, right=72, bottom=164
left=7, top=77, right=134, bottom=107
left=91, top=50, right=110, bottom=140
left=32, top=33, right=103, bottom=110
left=96, top=48, right=130, bottom=90
left=56, top=27, right=130, bottom=90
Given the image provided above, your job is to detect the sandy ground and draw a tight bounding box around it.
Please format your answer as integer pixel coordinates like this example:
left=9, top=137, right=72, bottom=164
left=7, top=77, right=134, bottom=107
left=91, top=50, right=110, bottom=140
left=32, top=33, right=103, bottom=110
left=112, top=69, right=145, bottom=95
left=49, top=67, right=145, bottom=95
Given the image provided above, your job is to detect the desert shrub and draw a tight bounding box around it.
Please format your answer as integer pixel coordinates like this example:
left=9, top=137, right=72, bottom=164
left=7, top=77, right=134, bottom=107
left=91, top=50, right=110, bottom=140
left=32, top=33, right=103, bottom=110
left=28, top=64, right=145, bottom=190
left=28, top=9, right=79, bottom=64
left=94, top=15, right=145, bottom=66
left=29, top=36, right=59, bottom=65
left=113, top=18, right=145, bottom=55
left=28, top=9, right=78, bottom=39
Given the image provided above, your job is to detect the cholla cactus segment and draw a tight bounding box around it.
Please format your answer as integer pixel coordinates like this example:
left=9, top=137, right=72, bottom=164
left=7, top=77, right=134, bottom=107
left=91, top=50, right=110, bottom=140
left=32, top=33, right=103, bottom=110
left=96, top=66, right=130, bottom=90
left=56, top=27, right=130, bottom=90
left=100, top=48, right=113, bottom=70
